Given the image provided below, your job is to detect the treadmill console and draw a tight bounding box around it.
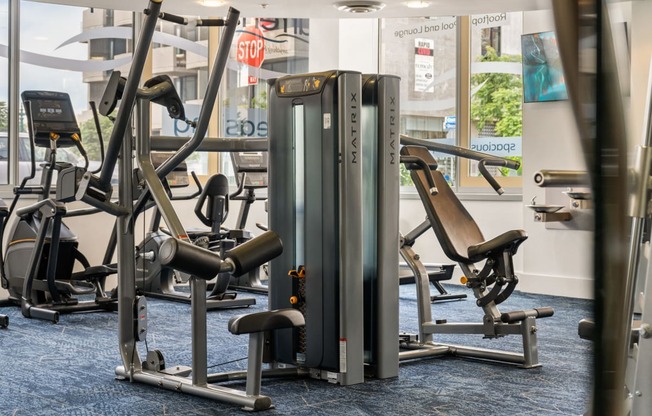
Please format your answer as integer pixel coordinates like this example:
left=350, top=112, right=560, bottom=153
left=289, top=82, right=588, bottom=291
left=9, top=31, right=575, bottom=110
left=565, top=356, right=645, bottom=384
left=230, top=151, right=267, bottom=189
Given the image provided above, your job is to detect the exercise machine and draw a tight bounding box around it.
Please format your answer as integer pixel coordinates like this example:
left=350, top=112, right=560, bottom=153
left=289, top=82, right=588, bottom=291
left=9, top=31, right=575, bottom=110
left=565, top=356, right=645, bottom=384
left=133, top=171, right=256, bottom=309
left=73, top=3, right=299, bottom=410
left=551, top=3, right=630, bottom=415
left=573, top=60, right=652, bottom=414
left=226, top=151, right=269, bottom=294
left=398, top=141, right=553, bottom=367
left=98, top=70, right=255, bottom=310
left=268, top=70, right=366, bottom=385
left=0, top=90, right=115, bottom=323
left=267, top=71, right=401, bottom=383
left=398, top=231, right=466, bottom=303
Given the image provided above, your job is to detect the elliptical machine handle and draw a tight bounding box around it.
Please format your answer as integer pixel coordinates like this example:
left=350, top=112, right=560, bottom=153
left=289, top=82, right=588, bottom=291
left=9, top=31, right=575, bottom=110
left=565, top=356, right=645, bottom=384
left=170, top=171, right=203, bottom=201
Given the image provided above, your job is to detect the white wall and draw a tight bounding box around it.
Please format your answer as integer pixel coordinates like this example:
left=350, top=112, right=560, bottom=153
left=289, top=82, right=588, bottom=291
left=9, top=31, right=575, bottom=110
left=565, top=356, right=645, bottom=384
left=518, top=9, right=593, bottom=298
left=631, top=1, right=652, bottom=149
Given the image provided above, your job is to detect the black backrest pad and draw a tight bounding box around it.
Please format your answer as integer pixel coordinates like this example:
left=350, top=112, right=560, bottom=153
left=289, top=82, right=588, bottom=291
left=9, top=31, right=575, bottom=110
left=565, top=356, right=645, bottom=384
left=401, top=145, right=484, bottom=263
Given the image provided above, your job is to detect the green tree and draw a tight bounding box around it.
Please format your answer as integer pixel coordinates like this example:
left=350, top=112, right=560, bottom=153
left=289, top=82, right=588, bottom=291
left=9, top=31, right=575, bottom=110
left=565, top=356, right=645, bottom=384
left=471, top=46, right=523, bottom=138
left=400, top=163, right=413, bottom=187
left=251, top=90, right=267, bottom=109
left=470, top=46, right=523, bottom=178
left=79, top=115, right=114, bottom=161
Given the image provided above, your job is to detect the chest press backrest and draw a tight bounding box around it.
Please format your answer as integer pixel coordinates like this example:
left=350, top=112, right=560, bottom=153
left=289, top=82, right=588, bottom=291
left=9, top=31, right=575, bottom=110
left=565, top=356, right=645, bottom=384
left=400, top=145, right=486, bottom=263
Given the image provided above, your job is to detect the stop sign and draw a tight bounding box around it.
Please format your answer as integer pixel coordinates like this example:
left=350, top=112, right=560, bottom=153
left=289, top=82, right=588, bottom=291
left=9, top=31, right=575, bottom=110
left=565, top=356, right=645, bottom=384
left=236, top=27, right=265, bottom=68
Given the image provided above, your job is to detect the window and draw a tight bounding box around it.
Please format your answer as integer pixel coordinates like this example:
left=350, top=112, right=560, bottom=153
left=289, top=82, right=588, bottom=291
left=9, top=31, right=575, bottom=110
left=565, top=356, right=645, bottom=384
left=380, top=17, right=458, bottom=188
left=464, top=12, right=523, bottom=190
left=18, top=2, right=130, bottom=185
left=380, top=12, right=524, bottom=194
left=151, top=18, right=209, bottom=177
left=220, top=17, right=310, bottom=183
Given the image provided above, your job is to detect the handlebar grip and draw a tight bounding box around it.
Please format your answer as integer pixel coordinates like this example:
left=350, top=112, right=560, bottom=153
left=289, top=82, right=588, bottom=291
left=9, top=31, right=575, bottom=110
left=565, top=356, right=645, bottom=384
left=170, top=171, right=203, bottom=201
left=160, top=12, right=187, bottom=24
left=478, top=159, right=504, bottom=195
left=226, top=230, right=283, bottom=277
left=14, top=186, right=45, bottom=195
left=500, top=307, right=554, bottom=323
left=159, top=238, right=223, bottom=280
left=578, top=319, right=595, bottom=340
left=400, top=155, right=438, bottom=195
left=196, top=18, right=227, bottom=27
left=143, top=9, right=189, bottom=25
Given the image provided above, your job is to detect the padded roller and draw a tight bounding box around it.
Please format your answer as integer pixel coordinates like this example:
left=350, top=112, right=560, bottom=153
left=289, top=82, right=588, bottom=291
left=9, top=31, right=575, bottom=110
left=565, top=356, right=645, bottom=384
left=500, top=307, right=554, bottom=323
left=226, top=230, right=283, bottom=277
left=159, top=238, right=223, bottom=280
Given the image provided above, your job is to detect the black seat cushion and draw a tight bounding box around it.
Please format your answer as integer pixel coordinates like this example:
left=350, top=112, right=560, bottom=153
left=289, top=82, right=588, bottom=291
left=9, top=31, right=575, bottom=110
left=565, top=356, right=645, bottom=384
left=228, top=308, right=305, bottom=335
left=467, top=229, right=527, bottom=263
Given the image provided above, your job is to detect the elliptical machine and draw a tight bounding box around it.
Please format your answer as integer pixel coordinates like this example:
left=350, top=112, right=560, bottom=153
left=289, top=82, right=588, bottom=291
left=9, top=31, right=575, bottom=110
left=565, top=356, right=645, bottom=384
left=0, top=91, right=116, bottom=323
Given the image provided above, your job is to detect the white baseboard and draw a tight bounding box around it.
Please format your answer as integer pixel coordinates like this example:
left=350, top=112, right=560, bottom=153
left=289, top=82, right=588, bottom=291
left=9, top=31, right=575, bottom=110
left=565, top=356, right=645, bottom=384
left=515, top=272, right=594, bottom=299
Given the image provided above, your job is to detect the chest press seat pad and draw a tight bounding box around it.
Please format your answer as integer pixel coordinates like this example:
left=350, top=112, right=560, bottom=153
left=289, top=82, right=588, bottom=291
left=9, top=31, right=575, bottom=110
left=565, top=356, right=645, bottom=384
left=400, top=145, right=527, bottom=264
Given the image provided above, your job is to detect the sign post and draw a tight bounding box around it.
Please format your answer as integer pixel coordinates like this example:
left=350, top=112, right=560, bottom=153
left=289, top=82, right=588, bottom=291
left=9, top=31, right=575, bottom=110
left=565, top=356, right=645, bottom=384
left=414, top=38, right=434, bottom=93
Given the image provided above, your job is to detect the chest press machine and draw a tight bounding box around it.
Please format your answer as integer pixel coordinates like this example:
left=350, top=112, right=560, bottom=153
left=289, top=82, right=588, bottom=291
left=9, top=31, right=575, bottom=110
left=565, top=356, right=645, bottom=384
left=398, top=140, right=554, bottom=367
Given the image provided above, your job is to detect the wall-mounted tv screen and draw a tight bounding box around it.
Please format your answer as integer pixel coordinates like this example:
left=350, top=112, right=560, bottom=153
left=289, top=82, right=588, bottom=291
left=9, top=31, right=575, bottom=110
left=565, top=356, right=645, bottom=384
left=521, top=31, right=568, bottom=103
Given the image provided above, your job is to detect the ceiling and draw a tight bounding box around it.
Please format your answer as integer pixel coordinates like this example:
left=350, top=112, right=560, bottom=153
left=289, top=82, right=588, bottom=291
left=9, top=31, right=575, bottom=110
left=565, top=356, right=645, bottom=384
left=33, top=0, right=551, bottom=19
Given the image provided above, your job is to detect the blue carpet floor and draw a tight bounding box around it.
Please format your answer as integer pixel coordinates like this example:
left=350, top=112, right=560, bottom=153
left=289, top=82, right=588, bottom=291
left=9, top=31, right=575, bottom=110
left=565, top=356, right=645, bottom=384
left=0, top=284, right=592, bottom=415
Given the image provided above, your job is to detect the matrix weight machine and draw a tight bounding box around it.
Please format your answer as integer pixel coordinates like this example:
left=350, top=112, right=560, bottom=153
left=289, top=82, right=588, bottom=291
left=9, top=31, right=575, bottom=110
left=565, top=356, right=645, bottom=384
left=70, top=3, right=298, bottom=410
left=268, top=71, right=401, bottom=384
